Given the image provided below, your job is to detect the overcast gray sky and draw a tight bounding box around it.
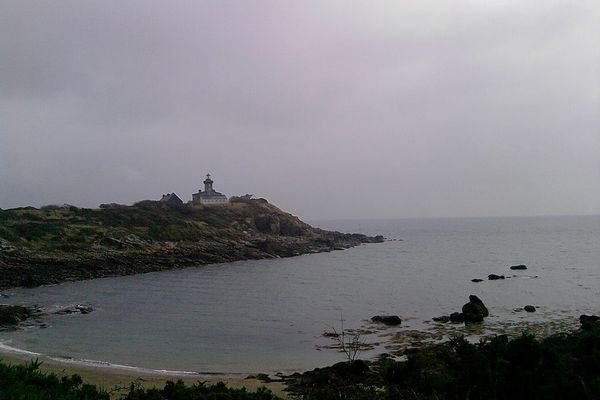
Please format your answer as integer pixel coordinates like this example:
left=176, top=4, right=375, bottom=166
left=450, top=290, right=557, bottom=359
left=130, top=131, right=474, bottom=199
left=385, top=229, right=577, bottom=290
left=1, top=1, right=599, bottom=219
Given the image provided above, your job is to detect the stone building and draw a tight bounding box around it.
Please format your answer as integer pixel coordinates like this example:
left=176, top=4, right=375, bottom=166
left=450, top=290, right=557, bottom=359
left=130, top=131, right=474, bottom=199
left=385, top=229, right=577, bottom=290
left=192, top=174, right=228, bottom=205
left=159, top=193, right=184, bottom=205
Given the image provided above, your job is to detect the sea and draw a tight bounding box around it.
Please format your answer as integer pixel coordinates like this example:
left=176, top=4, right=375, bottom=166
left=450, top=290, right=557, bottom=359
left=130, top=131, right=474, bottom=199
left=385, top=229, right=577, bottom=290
left=1, top=216, right=599, bottom=375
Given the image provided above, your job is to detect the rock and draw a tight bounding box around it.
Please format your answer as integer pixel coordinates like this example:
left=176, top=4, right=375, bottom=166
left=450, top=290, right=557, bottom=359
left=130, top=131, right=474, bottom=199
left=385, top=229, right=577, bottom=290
left=471, top=278, right=484, bottom=283
left=449, top=312, right=464, bottom=323
left=433, top=315, right=450, bottom=323
left=0, top=305, right=33, bottom=326
left=488, top=274, right=505, bottom=280
left=461, top=295, right=488, bottom=323
left=468, top=295, right=489, bottom=317
left=55, top=304, right=94, bottom=315
left=510, top=264, right=527, bottom=270
left=371, top=315, right=402, bottom=326
left=322, top=331, right=340, bottom=338
left=580, top=315, right=600, bottom=330
left=524, top=305, right=536, bottom=312
left=76, top=304, right=94, bottom=314
left=580, top=315, right=600, bottom=324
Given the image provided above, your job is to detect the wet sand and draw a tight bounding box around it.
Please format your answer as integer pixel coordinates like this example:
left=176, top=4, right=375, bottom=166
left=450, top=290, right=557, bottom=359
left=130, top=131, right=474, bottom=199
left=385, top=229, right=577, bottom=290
left=0, top=352, right=288, bottom=399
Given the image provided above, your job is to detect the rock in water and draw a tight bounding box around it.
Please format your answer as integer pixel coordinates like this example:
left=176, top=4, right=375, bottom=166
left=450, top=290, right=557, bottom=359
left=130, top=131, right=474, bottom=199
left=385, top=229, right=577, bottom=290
left=371, top=315, right=402, bottom=326
left=433, top=315, right=450, bottom=323
left=471, top=278, right=484, bottom=283
left=510, top=264, right=527, bottom=270
left=524, top=305, right=536, bottom=312
left=461, top=295, right=489, bottom=323
left=488, top=274, right=505, bottom=280
left=449, top=312, right=464, bottom=323
left=468, top=295, right=489, bottom=316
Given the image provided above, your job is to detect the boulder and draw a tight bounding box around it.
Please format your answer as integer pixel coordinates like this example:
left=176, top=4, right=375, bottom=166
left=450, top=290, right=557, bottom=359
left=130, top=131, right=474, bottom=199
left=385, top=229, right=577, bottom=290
left=488, top=274, right=505, bottom=280
left=449, top=312, right=464, bottom=323
left=471, top=278, right=484, bottom=283
left=580, top=315, right=600, bottom=330
left=433, top=315, right=450, bottom=323
left=0, top=305, right=33, bottom=326
left=371, top=315, right=402, bottom=326
left=510, top=264, right=527, bottom=270
left=524, top=305, right=536, bottom=312
left=580, top=315, right=600, bottom=324
left=461, top=295, right=489, bottom=323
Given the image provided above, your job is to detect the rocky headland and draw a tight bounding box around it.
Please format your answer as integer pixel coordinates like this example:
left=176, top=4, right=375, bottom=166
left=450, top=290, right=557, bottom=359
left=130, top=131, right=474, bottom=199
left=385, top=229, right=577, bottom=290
left=0, top=199, right=383, bottom=290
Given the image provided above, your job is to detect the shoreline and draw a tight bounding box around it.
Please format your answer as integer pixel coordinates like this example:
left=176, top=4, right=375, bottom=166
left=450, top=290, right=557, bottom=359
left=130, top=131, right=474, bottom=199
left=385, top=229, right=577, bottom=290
left=0, top=351, right=288, bottom=399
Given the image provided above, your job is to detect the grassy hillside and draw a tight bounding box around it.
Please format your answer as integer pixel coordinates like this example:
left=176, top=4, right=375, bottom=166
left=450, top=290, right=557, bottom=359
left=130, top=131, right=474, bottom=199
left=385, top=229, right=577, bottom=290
left=0, top=199, right=382, bottom=289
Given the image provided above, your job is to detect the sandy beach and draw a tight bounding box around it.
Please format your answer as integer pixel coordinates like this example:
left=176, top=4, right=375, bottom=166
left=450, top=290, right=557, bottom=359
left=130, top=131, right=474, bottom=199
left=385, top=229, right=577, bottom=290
left=0, top=351, right=288, bottom=399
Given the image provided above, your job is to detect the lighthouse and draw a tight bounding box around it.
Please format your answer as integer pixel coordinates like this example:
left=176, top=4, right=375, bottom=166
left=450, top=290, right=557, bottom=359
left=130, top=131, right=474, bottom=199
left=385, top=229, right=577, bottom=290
left=192, top=174, right=228, bottom=205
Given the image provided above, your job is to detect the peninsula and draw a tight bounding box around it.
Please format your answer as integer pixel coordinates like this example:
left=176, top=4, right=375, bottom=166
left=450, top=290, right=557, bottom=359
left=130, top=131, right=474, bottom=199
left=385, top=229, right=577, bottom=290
left=0, top=198, right=383, bottom=290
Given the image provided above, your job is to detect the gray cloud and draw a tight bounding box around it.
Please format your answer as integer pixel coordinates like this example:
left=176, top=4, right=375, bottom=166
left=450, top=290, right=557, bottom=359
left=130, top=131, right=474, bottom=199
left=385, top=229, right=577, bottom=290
left=1, top=1, right=599, bottom=219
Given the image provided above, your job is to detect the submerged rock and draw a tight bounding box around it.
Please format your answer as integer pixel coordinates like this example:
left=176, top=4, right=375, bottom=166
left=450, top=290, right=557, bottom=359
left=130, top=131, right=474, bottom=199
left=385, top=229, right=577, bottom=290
left=524, top=305, right=536, bottom=312
left=510, top=264, right=527, bottom=270
left=433, top=315, right=450, bottom=323
left=471, top=278, right=484, bottom=283
left=371, top=315, right=402, bottom=326
left=55, top=304, right=94, bottom=315
left=488, top=274, right=505, bottom=280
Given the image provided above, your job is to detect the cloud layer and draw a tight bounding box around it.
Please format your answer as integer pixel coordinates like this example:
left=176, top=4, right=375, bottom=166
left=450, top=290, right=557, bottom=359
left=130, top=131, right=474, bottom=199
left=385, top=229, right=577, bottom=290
left=1, top=1, right=599, bottom=218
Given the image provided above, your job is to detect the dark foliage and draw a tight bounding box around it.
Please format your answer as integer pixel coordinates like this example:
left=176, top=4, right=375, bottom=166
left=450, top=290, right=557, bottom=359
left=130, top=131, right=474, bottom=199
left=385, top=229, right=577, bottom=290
left=0, top=360, right=281, bottom=400
left=0, top=359, right=109, bottom=400
left=287, top=323, right=600, bottom=400
left=123, top=380, right=281, bottom=400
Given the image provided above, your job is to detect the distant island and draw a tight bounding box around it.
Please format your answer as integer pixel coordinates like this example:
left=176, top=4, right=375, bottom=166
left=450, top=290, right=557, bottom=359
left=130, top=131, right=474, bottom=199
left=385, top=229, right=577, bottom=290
left=0, top=191, right=383, bottom=290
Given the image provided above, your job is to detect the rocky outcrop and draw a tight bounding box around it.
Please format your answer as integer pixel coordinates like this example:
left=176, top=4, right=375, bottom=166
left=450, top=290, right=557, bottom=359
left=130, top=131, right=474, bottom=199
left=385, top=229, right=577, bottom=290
left=523, top=305, right=536, bottom=312
left=0, top=200, right=384, bottom=290
left=442, top=296, right=489, bottom=324
left=488, top=274, right=505, bottom=280
left=462, top=295, right=489, bottom=323
left=0, top=305, right=35, bottom=327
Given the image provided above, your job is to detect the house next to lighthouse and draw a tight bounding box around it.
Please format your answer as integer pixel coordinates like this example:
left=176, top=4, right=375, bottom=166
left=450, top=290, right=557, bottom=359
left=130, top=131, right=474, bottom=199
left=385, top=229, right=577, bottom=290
left=192, top=174, right=228, bottom=205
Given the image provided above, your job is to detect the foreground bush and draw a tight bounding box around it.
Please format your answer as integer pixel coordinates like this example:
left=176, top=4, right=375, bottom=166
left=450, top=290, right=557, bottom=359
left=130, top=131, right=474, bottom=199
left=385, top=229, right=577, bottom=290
left=0, top=360, right=109, bottom=400
left=0, top=360, right=282, bottom=400
left=287, top=323, right=600, bottom=400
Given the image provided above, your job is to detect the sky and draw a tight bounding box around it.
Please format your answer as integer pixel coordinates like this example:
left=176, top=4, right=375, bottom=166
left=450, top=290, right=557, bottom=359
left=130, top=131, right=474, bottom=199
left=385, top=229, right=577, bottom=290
left=1, top=1, right=599, bottom=220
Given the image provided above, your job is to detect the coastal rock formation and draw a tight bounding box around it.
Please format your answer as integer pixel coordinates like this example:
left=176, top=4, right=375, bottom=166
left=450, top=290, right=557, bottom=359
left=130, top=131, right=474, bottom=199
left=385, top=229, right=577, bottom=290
left=510, top=264, right=527, bottom=270
left=0, top=305, right=35, bottom=327
left=371, top=315, right=402, bottom=326
left=0, top=200, right=384, bottom=289
left=471, top=278, right=484, bottom=283
left=462, top=295, right=489, bottom=323
left=523, top=305, right=536, bottom=312
left=488, top=274, right=505, bottom=280
left=433, top=315, right=450, bottom=323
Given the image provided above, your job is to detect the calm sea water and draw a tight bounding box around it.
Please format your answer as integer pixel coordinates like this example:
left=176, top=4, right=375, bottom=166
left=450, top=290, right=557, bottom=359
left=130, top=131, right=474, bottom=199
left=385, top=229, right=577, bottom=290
left=1, top=216, right=599, bottom=374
